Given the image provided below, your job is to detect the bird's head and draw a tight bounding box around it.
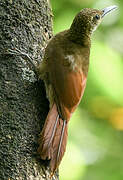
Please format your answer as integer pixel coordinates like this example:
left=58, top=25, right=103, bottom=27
left=69, top=5, right=118, bottom=44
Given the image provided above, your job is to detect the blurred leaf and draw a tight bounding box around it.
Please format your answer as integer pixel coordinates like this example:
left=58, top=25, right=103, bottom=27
left=60, top=141, right=86, bottom=180
left=90, top=41, right=123, bottom=104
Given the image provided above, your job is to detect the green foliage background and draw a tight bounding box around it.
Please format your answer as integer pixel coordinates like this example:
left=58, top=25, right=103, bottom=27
left=50, top=0, right=123, bottom=179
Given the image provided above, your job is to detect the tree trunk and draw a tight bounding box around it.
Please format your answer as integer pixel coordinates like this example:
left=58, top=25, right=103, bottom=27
left=0, top=0, right=58, bottom=179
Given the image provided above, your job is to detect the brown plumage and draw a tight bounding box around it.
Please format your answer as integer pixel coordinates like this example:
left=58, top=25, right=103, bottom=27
left=37, top=6, right=117, bottom=174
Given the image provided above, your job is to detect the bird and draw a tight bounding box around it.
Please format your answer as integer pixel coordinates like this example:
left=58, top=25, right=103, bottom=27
left=37, top=5, right=117, bottom=174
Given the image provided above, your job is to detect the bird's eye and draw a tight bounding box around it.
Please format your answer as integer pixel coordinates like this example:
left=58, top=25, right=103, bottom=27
left=95, top=14, right=100, bottom=20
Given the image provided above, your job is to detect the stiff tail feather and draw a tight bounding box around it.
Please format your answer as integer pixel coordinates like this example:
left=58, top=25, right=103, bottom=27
left=38, top=104, right=68, bottom=173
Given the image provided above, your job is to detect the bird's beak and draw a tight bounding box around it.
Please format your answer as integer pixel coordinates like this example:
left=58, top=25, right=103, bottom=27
left=101, top=5, right=118, bottom=18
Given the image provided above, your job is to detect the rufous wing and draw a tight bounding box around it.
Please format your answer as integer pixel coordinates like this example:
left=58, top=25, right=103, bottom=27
left=49, top=61, right=87, bottom=121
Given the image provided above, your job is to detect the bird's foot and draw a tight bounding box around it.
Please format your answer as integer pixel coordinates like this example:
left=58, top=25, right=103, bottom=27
left=5, top=48, right=38, bottom=76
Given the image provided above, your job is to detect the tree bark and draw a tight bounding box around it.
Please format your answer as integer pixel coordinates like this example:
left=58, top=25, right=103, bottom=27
left=0, top=0, right=58, bottom=179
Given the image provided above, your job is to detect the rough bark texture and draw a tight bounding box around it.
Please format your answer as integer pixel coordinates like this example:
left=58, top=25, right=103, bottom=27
left=0, top=0, right=58, bottom=179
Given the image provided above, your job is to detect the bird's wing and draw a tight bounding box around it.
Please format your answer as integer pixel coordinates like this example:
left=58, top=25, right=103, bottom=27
left=49, top=57, right=87, bottom=120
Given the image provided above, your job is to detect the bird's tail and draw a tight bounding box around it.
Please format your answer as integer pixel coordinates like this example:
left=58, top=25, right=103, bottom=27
left=38, top=104, right=68, bottom=173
